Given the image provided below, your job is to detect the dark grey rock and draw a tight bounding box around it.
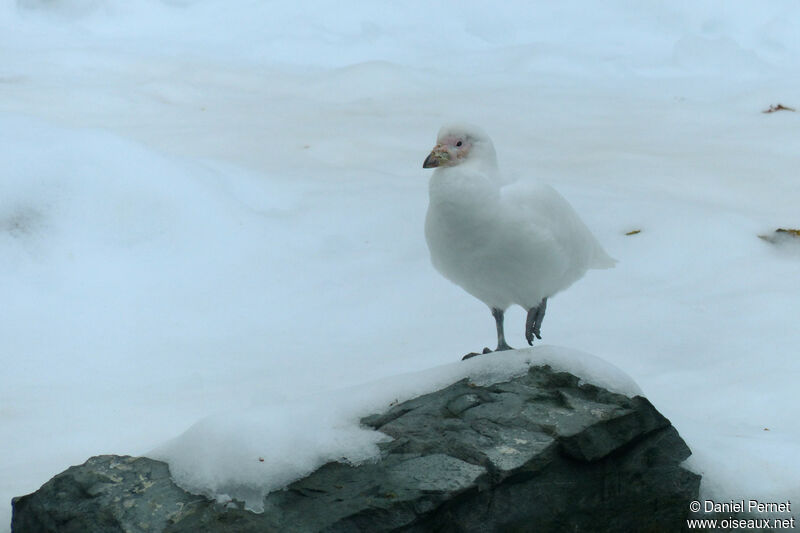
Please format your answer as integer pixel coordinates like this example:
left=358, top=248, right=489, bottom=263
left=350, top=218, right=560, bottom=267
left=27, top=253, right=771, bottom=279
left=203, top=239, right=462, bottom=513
left=10, top=455, right=204, bottom=533
left=12, top=364, right=701, bottom=532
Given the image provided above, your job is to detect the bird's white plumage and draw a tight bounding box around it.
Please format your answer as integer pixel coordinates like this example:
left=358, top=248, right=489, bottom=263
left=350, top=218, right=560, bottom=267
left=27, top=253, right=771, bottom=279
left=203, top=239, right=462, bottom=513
left=424, top=124, right=614, bottom=311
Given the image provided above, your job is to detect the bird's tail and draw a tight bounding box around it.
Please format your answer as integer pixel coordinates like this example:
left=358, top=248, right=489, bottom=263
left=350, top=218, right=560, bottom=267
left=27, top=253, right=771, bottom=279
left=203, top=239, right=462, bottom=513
left=590, top=246, right=617, bottom=269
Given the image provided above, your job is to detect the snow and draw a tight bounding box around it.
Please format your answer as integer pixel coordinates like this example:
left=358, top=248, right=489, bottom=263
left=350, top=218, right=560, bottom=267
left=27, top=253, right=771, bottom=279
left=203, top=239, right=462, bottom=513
left=151, top=347, right=640, bottom=511
left=2, top=0, right=800, bottom=529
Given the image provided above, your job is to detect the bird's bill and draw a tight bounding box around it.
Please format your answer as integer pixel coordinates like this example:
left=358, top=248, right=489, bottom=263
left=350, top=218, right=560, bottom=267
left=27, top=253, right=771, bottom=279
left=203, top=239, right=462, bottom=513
left=423, top=145, right=450, bottom=168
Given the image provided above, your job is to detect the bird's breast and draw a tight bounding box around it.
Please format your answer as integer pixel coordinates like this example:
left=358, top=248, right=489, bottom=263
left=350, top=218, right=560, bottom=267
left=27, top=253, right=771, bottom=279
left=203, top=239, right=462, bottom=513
left=424, top=199, right=510, bottom=302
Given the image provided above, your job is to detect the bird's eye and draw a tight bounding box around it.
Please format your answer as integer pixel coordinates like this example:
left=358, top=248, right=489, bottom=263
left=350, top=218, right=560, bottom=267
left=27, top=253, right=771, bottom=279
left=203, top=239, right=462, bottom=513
left=456, top=141, right=463, bottom=147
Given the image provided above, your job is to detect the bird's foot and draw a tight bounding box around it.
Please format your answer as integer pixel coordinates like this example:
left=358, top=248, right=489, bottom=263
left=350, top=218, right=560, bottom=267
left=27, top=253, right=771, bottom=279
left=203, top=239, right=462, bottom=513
left=525, top=328, right=542, bottom=346
left=462, top=347, right=493, bottom=361
left=525, top=298, right=547, bottom=345
left=462, top=343, right=514, bottom=361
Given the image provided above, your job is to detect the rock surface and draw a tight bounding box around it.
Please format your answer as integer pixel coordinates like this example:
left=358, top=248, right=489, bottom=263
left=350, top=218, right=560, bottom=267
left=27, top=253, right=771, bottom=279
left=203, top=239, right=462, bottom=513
left=12, top=365, right=700, bottom=532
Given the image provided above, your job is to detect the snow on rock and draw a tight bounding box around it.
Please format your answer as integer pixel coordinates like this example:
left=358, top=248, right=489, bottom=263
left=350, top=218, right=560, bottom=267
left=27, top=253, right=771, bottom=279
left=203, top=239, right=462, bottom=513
left=14, top=359, right=673, bottom=533
left=150, top=346, right=641, bottom=510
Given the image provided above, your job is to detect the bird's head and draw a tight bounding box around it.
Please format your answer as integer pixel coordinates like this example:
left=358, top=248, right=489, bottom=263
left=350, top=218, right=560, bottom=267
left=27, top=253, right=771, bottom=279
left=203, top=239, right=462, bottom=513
left=422, top=123, right=497, bottom=170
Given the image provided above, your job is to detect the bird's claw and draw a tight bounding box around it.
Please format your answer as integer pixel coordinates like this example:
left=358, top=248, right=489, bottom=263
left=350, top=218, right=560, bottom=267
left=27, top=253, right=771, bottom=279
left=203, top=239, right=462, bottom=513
left=525, top=330, right=542, bottom=346
left=462, top=347, right=493, bottom=360
left=525, top=298, right=547, bottom=346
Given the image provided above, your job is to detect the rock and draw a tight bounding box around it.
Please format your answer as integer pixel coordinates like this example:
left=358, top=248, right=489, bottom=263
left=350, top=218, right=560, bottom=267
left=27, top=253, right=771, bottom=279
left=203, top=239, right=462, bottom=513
left=12, top=365, right=700, bottom=532
left=10, top=455, right=201, bottom=533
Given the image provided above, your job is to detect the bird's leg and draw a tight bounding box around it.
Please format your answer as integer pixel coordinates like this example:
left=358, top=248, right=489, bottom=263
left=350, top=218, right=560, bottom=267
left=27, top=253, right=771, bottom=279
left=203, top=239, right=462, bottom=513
left=525, top=298, right=548, bottom=345
left=492, top=307, right=512, bottom=352
left=462, top=307, right=512, bottom=360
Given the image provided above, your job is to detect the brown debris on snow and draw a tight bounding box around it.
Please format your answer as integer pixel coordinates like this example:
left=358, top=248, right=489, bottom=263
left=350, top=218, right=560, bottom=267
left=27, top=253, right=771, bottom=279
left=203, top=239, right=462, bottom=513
left=762, top=104, right=795, bottom=113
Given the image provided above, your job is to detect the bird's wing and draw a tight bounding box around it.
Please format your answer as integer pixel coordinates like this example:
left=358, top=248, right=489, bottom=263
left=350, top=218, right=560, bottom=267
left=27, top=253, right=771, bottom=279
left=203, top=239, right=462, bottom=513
left=499, top=181, right=616, bottom=270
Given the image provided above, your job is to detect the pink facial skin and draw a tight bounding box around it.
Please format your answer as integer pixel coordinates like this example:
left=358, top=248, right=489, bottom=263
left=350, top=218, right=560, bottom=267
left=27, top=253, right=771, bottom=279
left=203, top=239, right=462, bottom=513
left=422, top=135, right=472, bottom=168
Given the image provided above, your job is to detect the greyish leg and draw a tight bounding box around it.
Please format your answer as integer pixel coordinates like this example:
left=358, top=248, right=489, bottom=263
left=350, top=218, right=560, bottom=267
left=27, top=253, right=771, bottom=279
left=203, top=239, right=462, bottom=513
left=463, top=307, right=512, bottom=360
left=525, top=298, right=548, bottom=345
left=492, top=307, right=512, bottom=352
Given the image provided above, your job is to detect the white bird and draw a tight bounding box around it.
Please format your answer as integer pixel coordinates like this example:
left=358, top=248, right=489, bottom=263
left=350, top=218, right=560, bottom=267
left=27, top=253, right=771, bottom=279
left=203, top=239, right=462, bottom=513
left=422, top=123, right=616, bottom=359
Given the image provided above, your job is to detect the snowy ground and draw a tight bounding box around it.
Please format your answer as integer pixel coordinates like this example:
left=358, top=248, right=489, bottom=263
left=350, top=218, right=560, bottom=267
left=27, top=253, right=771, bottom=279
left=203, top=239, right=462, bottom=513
left=2, top=1, right=800, bottom=529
